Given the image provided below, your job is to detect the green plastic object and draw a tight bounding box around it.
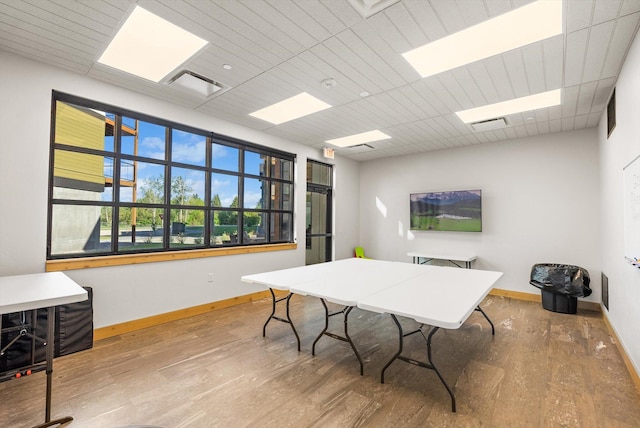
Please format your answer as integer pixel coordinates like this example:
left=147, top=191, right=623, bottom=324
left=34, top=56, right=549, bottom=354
left=354, top=246, right=370, bottom=259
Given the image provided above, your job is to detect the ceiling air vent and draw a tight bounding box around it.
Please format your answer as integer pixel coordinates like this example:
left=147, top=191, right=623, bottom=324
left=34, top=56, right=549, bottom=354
left=470, top=117, right=508, bottom=132
left=347, top=0, right=401, bottom=18
left=167, top=70, right=229, bottom=98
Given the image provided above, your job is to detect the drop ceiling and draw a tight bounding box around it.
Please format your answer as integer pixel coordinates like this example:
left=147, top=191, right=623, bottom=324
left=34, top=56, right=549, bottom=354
left=1, top=0, right=639, bottom=161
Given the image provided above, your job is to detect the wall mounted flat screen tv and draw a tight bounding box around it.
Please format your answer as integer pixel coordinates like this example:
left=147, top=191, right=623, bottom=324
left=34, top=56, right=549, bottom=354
left=410, top=189, right=482, bottom=232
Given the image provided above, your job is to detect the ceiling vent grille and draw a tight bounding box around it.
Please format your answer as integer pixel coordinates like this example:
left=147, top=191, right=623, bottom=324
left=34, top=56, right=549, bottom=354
left=167, top=70, right=229, bottom=98
left=347, top=0, right=401, bottom=18
left=347, top=143, right=374, bottom=149
left=470, top=117, right=508, bottom=132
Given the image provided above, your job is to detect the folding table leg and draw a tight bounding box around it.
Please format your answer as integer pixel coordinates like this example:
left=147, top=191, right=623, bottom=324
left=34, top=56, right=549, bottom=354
left=262, top=289, right=301, bottom=351
left=381, top=315, right=457, bottom=412
left=474, top=305, right=495, bottom=335
left=32, top=306, right=74, bottom=428
left=311, top=299, right=364, bottom=375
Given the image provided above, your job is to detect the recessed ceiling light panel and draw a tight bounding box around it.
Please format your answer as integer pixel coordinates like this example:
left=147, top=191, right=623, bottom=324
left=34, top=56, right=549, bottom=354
left=403, top=0, right=562, bottom=78
left=249, top=93, right=331, bottom=125
left=455, top=89, right=562, bottom=124
left=98, top=6, right=208, bottom=82
left=326, top=130, right=391, bottom=148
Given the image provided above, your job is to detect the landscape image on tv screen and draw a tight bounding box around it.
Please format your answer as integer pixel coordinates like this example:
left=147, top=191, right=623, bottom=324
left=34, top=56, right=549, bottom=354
left=410, top=189, right=482, bottom=232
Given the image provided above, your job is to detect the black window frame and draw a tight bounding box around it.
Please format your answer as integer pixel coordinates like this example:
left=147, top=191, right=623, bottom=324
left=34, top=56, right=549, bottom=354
left=47, top=91, right=295, bottom=260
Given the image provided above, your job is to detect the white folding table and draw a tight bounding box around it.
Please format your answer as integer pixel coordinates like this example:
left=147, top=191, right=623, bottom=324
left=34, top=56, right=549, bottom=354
left=242, top=259, right=503, bottom=411
left=407, top=251, right=477, bottom=269
left=0, top=272, right=88, bottom=428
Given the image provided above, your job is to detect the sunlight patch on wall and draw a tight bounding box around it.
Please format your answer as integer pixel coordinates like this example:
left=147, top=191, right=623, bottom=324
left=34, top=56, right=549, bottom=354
left=376, top=197, right=387, bottom=218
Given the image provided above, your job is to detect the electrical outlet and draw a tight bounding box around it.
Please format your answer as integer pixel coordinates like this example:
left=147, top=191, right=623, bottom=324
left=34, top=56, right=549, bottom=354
left=208, top=273, right=214, bottom=282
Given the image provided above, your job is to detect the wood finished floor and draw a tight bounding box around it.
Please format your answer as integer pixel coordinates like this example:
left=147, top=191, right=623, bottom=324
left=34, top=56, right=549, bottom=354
left=1, top=295, right=639, bottom=428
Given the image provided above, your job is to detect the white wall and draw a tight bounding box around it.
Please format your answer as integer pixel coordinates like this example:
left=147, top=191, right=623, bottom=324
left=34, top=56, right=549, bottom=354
left=359, top=129, right=601, bottom=300
left=0, top=51, right=360, bottom=328
left=598, top=30, right=640, bottom=375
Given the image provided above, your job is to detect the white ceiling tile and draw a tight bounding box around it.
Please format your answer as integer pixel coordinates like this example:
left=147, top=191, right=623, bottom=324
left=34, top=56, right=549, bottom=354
left=564, top=28, right=589, bottom=86
left=385, top=1, right=429, bottom=46
left=620, top=0, right=640, bottom=15
left=592, top=77, right=616, bottom=111
left=574, top=114, right=589, bottom=129
left=521, top=43, right=546, bottom=95
left=600, top=12, right=640, bottom=77
left=561, top=116, right=576, bottom=131
left=429, top=0, right=466, bottom=34
left=549, top=119, right=563, bottom=133
left=482, top=56, right=516, bottom=100
left=435, top=73, right=474, bottom=110
left=456, top=0, right=489, bottom=27
left=239, top=0, right=318, bottom=49
left=465, top=62, right=501, bottom=105
left=587, top=112, right=602, bottom=127
left=576, top=81, right=599, bottom=115
left=265, top=0, right=332, bottom=41
left=562, top=85, right=581, bottom=117
left=566, top=0, right=595, bottom=33
left=402, top=0, right=447, bottom=42
left=582, top=20, right=616, bottom=82
left=593, top=0, right=623, bottom=24
left=542, top=35, right=564, bottom=90
left=536, top=121, right=551, bottom=135
left=502, top=49, right=530, bottom=98
left=484, top=0, right=512, bottom=17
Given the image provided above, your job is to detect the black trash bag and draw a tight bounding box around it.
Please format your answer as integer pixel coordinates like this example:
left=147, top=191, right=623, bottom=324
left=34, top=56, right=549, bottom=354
left=529, top=264, right=592, bottom=298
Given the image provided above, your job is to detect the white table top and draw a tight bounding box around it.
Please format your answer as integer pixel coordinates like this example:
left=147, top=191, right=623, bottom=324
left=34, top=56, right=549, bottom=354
left=241, top=258, right=362, bottom=291
left=290, top=259, right=427, bottom=306
left=243, top=258, right=503, bottom=329
left=0, top=272, right=88, bottom=314
left=358, top=267, right=502, bottom=329
left=407, top=252, right=477, bottom=262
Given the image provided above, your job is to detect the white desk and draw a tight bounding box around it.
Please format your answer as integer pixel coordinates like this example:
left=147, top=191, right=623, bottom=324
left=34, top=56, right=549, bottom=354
left=0, top=272, right=88, bottom=428
left=242, top=259, right=503, bottom=411
left=407, top=251, right=477, bottom=269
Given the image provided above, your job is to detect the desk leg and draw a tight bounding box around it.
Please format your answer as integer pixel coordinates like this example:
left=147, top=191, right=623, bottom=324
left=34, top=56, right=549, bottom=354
left=263, top=289, right=300, bottom=351
left=33, top=307, right=73, bottom=428
left=381, top=315, right=457, bottom=412
left=312, top=299, right=364, bottom=376
left=474, top=305, right=495, bottom=335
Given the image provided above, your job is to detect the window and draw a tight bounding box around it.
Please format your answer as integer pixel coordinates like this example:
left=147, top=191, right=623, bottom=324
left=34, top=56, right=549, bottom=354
left=48, top=92, right=295, bottom=259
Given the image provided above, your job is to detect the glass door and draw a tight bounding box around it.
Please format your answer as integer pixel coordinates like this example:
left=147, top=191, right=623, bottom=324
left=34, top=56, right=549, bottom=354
left=306, top=161, right=332, bottom=265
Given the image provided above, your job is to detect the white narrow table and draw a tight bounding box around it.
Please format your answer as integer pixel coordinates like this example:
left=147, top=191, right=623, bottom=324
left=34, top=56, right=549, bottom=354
left=0, top=272, right=88, bottom=428
left=407, top=251, right=477, bottom=269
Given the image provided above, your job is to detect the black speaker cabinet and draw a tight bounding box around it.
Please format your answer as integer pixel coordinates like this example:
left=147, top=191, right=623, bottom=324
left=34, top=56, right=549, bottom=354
left=1, top=286, right=93, bottom=375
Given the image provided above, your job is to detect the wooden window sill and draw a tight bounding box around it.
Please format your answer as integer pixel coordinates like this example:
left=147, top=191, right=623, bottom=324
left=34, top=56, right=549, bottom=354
left=46, top=243, right=297, bottom=272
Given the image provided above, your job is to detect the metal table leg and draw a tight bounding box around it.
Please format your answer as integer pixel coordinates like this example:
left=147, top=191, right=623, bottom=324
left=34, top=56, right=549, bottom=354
left=262, top=289, right=300, bottom=351
left=311, top=299, right=364, bottom=375
left=381, top=314, right=457, bottom=412
left=32, top=306, right=73, bottom=428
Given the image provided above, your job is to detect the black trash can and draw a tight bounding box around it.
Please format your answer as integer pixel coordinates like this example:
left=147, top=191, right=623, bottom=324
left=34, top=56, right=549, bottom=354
left=529, top=264, right=591, bottom=314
